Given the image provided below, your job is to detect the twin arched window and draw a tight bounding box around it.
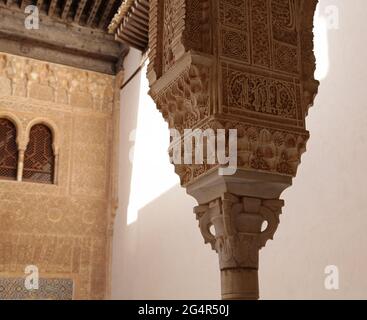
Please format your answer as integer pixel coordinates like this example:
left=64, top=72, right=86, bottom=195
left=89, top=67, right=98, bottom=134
left=0, top=118, right=55, bottom=184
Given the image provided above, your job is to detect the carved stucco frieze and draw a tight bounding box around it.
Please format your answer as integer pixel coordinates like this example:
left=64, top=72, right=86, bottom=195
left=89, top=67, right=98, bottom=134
left=0, top=53, right=114, bottom=113
left=172, top=118, right=309, bottom=186
left=148, top=0, right=319, bottom=299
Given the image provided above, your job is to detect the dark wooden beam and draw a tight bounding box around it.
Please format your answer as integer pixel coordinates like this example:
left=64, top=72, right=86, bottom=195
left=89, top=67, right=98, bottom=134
left=135, top=0, right=149, bottom=15
left=131, top=5, right=149, bottom=22
left=116, top=32, right=145, bottom=51
left=20, top=0, right=26, bottom=9
left=48, top=0, right=58, bottom=17
left=74, top=0, right=87, bottom=23
left=36, top=0, right=44, bottom=12
left=87, top=0, right=102, bottom=27
left=123, top=19, right=147, bottom=37
left=61, top=0, right=73, bottom=20
left=138, top=0, right=149, bottom=8
left=98, top=0, right=115, bottom=28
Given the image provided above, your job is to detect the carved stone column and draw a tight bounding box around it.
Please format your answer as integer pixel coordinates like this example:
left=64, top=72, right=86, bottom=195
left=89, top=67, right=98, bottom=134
left=147, top=0, right=319, bottom=299
left=16, top=148, right=25, bottom=182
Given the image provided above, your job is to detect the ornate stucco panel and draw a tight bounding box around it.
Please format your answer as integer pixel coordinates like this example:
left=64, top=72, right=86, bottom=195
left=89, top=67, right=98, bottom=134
left=0, top=52, right=119, bottom=300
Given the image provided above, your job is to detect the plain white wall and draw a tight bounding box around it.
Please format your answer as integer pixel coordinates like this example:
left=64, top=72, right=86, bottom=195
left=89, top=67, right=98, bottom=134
left=111, top=0, right=367, bottom=299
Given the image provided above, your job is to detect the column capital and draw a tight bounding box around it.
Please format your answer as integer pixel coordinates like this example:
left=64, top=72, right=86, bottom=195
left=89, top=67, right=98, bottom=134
left=190, top=170, right=286, bottom=299
left=195, top=193, right=284, bottom=269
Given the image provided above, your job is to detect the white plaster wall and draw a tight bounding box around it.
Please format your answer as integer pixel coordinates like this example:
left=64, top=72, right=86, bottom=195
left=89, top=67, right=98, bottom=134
left=111, top=0, right=367, bottom=300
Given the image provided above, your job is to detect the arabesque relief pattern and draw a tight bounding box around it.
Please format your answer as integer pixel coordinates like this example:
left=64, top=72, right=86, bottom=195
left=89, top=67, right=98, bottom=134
left=148, top=0, right=319, bottom=299
left=149, top=0, right=319, bottom=187
left=0, top=53, right=117, bottom=299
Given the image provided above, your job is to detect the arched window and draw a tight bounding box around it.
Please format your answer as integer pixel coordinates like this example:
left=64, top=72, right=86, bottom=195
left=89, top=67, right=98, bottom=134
left=0, top=118, right=18, bottom=180
left=23, top=124, right=55, bottom=184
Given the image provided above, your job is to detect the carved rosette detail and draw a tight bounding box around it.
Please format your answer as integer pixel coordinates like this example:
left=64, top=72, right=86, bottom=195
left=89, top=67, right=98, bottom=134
left=195, top=193, right=284, bottom=270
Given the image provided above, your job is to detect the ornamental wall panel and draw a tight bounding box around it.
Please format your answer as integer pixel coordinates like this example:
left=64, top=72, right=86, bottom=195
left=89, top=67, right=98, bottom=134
left=0, top=52, right=118, bottom=300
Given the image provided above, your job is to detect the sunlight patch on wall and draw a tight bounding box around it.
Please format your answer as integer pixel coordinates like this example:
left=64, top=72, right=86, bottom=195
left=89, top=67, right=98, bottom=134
left=314, top=4, right=330, bottom=81
left=127, top=63, right=179, bottom=225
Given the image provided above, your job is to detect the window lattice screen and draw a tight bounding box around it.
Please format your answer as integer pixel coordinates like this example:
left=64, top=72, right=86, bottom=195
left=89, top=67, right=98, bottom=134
left=0, top=118, right=18, bottom=180
left=23, top=124, right=55, bottom=184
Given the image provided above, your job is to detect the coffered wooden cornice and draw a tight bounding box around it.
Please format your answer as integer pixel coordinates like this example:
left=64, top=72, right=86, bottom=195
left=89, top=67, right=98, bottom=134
left=1, top=0, right=122, bottom=29
left=0, top=1, right=129, bottom=74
